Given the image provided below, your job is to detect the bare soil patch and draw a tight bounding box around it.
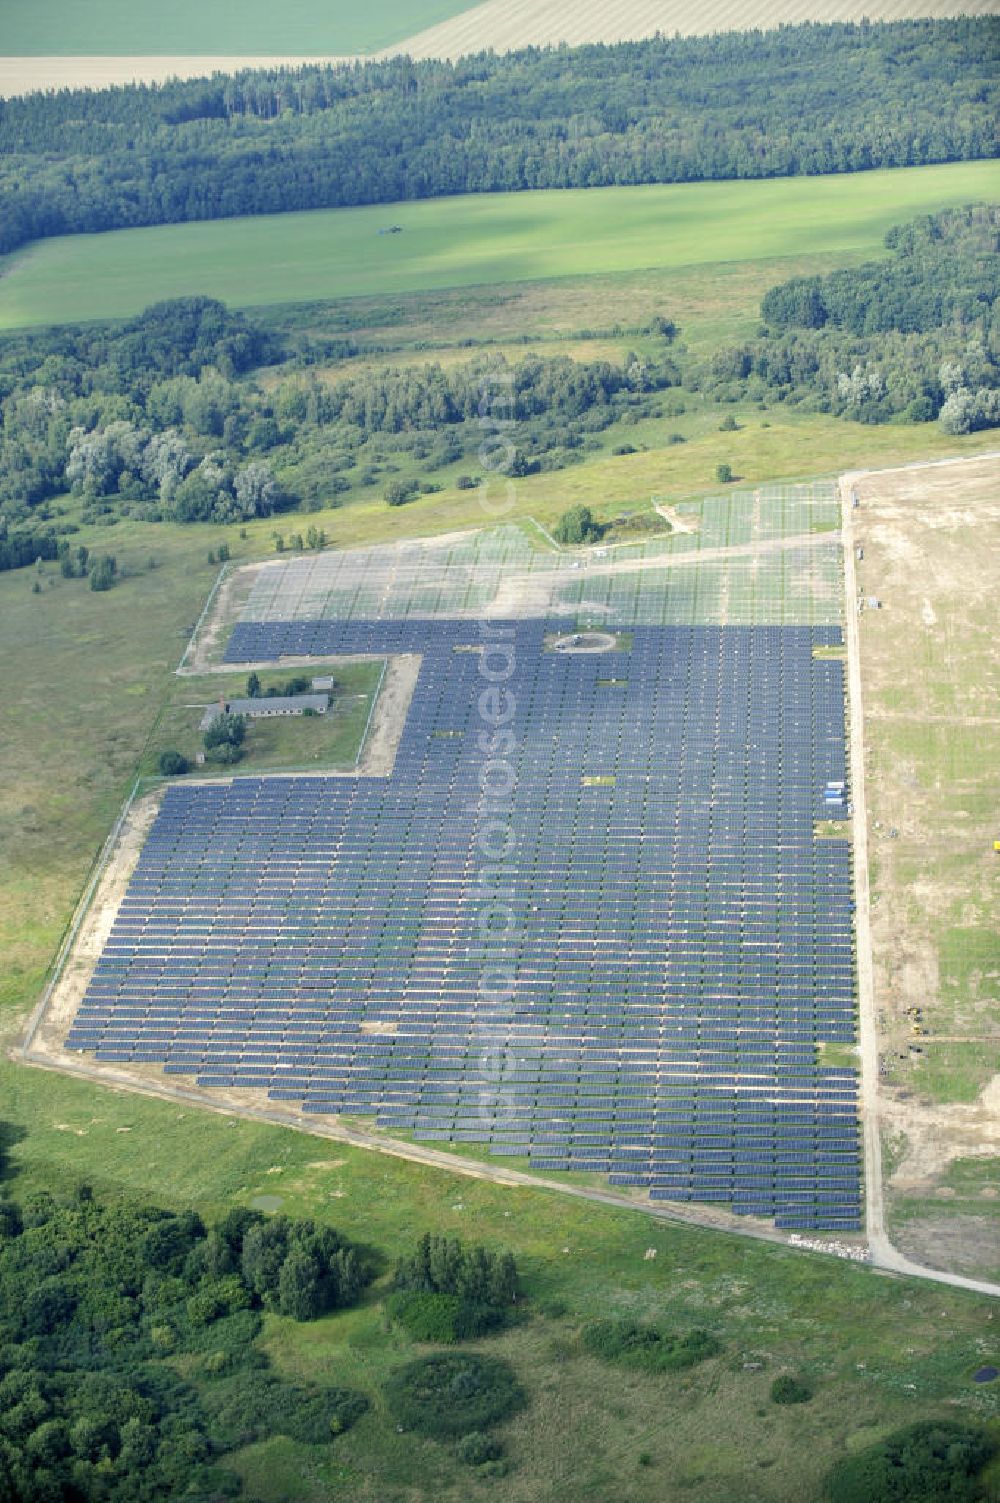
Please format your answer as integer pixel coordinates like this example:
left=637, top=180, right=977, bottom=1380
left=32, top=789, right=163, bottom=1055
left=849, top=453, right=1000, bottom=1265
left=892, top=1213, right=1000, bottom=1281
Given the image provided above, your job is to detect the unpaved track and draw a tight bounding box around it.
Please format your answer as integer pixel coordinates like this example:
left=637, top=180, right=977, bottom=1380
left=841, top=472, right=889, bottom=1264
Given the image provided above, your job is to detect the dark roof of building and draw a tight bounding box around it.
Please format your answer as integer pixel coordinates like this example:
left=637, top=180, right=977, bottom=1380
left=227, top=694, right=329, bottom=715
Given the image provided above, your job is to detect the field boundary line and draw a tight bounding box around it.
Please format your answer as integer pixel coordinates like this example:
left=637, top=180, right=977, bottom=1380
left=354, top=657, right=389, bottom=766
left=176, top=560, right=230, bottom=674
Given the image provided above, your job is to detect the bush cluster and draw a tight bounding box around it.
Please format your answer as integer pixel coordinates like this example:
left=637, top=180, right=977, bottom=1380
left=823, top=1419, right=995, bottom=1503
left=389, top=1234, right=519, bottom=1343
left=581, top=1318, right=721, bottom=1373
left=384, top=1352, right=525, bottom=1440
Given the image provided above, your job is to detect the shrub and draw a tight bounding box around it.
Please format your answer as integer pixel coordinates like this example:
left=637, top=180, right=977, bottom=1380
left=384, top=478, right=419, bottom=506
left=581, top=1319, right=721, bottom=1374
left=455, top=1431, right=504, bottom=1466
left=204, top=742, right=244, bottom=766
left=388, top=1290, right=503, bottom=1343
left=718, top=415, right=740, bottom=430
left=715, top=463, right=734, bottom=483
left=553, top=504, right=605, bottom=546
left=203, top=711, right=246, bottom=752
left=204, top=1372, right=368, bottom=1448
left=388, top=1290, right=462, bottom=1343
left=88, top=555, right=117, bottom=591
left=823, top=1419, right=994, bottom=1503
left=384, top=1353, right=526, bottom=1440
left=158, top=750, right=189, bottom=776
left=177, top=1307, right=262, bottom=1358
left=612, top=443, right=637, bottom=455
left=770, top=1375, right=813, bottom=1405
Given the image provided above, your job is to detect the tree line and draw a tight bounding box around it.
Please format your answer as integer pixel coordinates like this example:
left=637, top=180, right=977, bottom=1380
left=693, top=205, right=1000, bottom=429
left=0, top=19, right=996, bottom=257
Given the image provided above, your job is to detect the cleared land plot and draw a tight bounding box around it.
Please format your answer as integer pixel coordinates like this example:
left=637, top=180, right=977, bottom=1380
left=852, top=454, right=1000, bottom=1279
left=1, top=161, right=997, bottom=330
left=0, top=0, right=477, bottom=55
left=223, top=492, right=843, bottom=633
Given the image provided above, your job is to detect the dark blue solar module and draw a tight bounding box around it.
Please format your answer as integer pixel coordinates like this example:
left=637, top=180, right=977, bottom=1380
left=67, top=620, right=860, bottom=1231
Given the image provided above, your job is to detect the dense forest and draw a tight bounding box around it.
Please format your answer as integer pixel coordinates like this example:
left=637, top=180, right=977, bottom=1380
left=0, top=19, right=997, bottom=258
left=696, top=205, right=1000, bottom=426
left=0, top=1112, right=526, bottom=1503
left=0, top=1182, right=375, bottom=1501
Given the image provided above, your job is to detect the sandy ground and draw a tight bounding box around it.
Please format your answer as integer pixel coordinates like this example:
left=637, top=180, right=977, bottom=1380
left=843, top=452, right=1000, bottom=1283
left=179, top=561, right=266, bottom=676
left=5, top=0, right=997, bottom=94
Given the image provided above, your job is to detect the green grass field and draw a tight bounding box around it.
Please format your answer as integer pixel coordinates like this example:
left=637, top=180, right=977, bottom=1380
left=0, top=0, right=476, bottom=56
left=1, top=161, right=997, bottom=330
left=138, top=661, right=384, bottom=780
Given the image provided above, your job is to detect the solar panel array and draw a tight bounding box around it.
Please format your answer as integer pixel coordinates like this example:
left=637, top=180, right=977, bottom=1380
left=68, top=608, right=860, bottom=1231
left=240, top=482, right=843, bottom=629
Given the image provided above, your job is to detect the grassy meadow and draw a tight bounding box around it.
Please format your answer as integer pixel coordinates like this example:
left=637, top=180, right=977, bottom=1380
left=1, top=161, right=998, bottom=329
left=2, top=1050, right=1000, bottom=1503
left=0, top=0, right=476, bottom=55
